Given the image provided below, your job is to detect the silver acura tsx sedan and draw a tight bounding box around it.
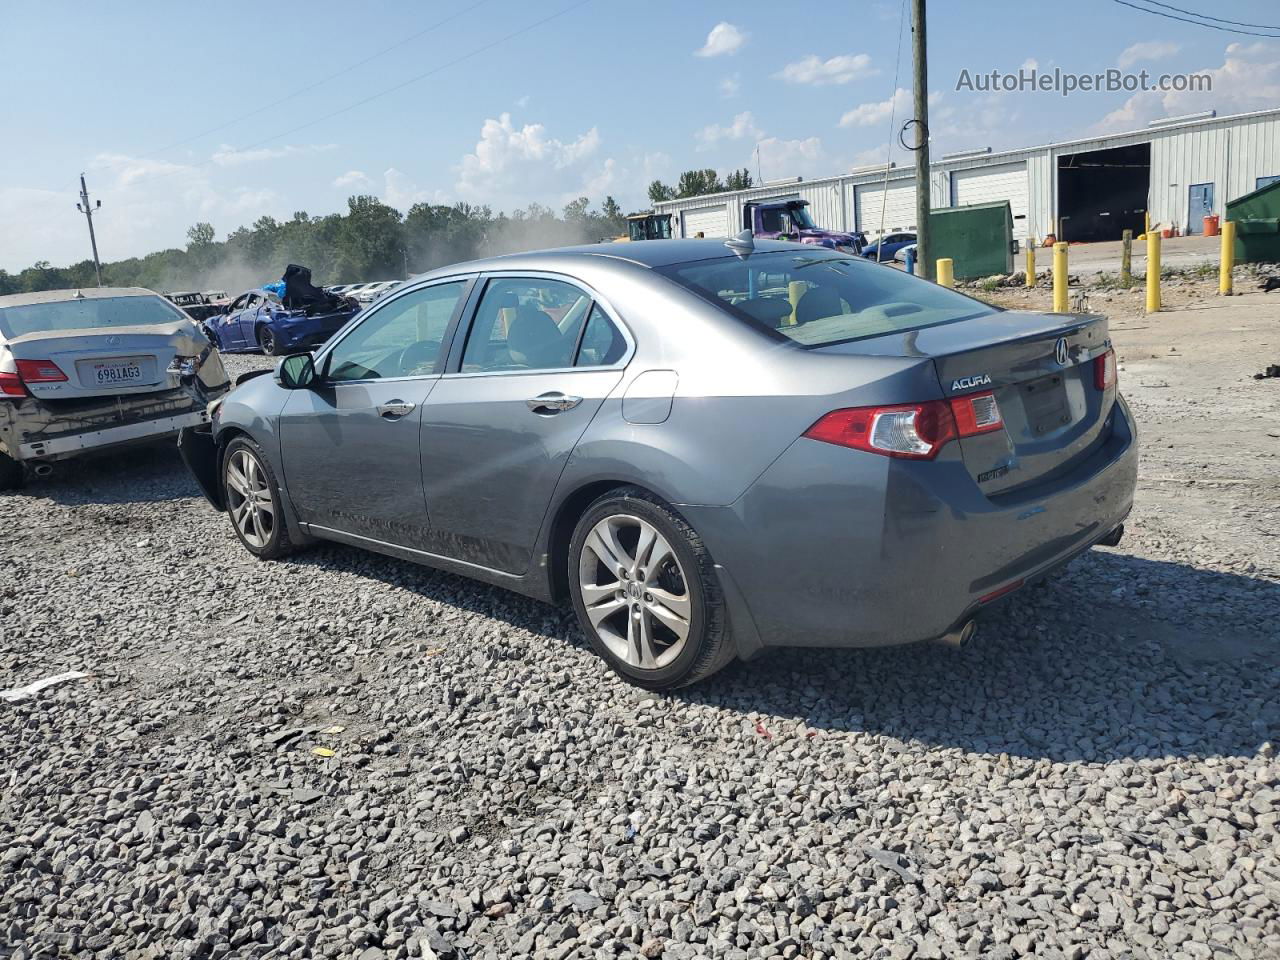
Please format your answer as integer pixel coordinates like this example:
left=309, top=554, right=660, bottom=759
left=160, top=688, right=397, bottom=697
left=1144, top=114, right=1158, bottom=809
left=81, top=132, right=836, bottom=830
left=179, top=237, right=1136, bottom=689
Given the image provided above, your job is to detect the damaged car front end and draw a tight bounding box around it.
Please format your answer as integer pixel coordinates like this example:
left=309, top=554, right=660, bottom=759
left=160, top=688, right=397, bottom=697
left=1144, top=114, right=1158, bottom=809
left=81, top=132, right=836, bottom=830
left=0, top=287, right=230, bottom=488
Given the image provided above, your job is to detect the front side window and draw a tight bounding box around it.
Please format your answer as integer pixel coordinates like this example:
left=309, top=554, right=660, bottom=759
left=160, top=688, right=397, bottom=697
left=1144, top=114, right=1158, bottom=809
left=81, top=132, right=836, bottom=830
left=461, top=278, right=591, bottom=373
left=0, top=295, right=186, bottom=338
left=327, top=281, right=467, bottom=382
left=657, top=250, right=996, bottom=348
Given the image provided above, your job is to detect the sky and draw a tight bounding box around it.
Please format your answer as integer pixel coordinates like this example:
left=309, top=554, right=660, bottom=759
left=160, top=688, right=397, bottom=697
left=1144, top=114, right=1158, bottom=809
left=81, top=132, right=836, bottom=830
left=3, top=0, right=1279, bottom=271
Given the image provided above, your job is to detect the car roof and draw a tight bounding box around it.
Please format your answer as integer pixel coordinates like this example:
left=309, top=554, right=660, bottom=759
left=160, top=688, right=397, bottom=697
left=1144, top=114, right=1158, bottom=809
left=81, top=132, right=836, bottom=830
left=0, top=286, right=160, bottom=308
left=428, top=237, right=809, bottom=275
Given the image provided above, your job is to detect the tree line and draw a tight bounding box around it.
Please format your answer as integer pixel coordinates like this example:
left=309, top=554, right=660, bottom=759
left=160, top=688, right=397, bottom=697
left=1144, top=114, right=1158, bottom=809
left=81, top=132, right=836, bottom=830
left=1, top=166, right=758, bottom=296
left=0, top=195, right=630, bottom=296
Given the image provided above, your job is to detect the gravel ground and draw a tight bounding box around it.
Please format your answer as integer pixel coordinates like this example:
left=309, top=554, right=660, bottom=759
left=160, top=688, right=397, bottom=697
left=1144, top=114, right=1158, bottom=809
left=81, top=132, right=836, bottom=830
left=3, top=305, right=1279, bottom=960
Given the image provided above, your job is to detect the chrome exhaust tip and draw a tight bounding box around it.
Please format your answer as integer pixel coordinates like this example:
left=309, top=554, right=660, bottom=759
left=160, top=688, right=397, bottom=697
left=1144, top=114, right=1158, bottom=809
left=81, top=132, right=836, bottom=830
left=30, top=461, right=54, bottom=478
left=935, top=618, right=978, bottom=650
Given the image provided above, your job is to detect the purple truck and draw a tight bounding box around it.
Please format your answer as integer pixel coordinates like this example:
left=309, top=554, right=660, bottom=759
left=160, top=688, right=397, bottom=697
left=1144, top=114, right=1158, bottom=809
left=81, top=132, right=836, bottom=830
left=744, top=199, right=865, bottom=255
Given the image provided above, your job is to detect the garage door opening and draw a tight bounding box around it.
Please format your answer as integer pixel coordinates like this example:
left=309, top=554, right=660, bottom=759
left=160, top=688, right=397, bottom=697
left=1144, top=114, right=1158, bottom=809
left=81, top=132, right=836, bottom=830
left=1056, top=142, right=1150, bottom=243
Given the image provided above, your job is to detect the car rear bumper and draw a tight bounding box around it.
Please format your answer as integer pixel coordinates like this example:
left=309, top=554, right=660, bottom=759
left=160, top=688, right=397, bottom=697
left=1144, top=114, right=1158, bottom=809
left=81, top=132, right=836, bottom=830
left=682, top=395, right=1138, bottom=651
left=0, top=382, right=224, bottom=464
left=18, top=410, right=211, bottom=460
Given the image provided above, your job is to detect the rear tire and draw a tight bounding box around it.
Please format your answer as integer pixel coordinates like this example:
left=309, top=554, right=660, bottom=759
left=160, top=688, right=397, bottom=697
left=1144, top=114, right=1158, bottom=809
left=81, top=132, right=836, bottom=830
left=257, top=326, right=283, bottom=356
left=221, top=436, right=295, bottom=559
left=568, top=487, right=732, bottom=690
left=0, top=451, right=23, bottom=492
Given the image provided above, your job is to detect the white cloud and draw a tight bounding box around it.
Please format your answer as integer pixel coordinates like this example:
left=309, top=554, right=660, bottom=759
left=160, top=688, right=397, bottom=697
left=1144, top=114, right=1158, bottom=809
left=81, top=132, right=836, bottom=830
left=696, top=22, right=746, bottom=58
left=455, top=113, right=617, bottom=209
left=515, top=94, right=530, bottom=108
left=696, top=111, right=763, bottom=149
left=210, top=143, right=335, bottom=167
left=757, top=136, right=830, bottom=180
left=778, top=53, right=874, bottom=86
left=332, top=170, right=372, bottom=190
left=382, top=168, right=448, bottom=211
left=1097, top=41, right=1280, bottom=132
left=1117, top=40, right=1180, bottom=69
left=839, top=88, right=912, bottom=127
left=840, top=88, right=943, bottom=128
left=0, top=151, right=298, bottom=270
left=1021, top=58, right=1039, bottom=72
left=720, top=73, right=741, bottom=97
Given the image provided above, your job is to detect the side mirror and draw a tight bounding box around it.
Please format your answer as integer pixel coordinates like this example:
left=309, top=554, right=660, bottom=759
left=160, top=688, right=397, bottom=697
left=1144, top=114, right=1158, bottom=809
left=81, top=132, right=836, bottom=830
left=276, top=353, right=317, bottom=389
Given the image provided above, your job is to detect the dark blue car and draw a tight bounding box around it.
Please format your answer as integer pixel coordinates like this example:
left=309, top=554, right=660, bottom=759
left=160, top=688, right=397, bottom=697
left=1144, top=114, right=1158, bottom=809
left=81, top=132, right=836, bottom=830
left=202, top=288, right=359, bottom=356
left=862, top=231, right=917, bottom=262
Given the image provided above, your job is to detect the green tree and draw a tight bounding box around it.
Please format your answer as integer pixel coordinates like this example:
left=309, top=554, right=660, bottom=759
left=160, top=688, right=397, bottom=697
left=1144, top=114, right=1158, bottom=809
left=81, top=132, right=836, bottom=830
left=725, top=168, right=754, bottom=191
left=648, top=180, right=676, bottom=205
left=186, top=222, right=216, bottom=248
left=338, top=196, right=405, bottom=279
left=675, top=168, right=725, bottom=199
left=562, top=196, right=590, bottom=222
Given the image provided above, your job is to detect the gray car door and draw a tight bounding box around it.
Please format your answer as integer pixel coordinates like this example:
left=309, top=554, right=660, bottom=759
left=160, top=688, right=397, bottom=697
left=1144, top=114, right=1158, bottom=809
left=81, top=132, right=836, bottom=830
left=276, top=279, right=472, bottom=548
left=419, top=275, right=630, bottom=575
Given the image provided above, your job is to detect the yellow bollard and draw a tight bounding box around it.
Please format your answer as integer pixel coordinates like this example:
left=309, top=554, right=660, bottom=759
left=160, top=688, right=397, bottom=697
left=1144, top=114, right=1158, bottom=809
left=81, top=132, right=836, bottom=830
left=786, top=281, right=806, bottom=325
left=1121, top=229, right=1133, bottom=285
left=1025, top=245, right=1036, bottom=288
left=936, top=258, right=955, bottom=288
left=1144, top=211, right=1150, bottom=235
left=1146, top=231, right=1161, bottom=313
left=1219, top=220, right=1236, bottom=296
left=1052, top=242, right=1068, bottom=312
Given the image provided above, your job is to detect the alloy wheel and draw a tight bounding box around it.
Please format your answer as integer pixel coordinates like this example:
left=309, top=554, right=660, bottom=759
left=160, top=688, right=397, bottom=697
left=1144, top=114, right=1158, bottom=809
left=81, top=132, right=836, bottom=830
left=225, top=449, right=276, bottom=549
left=578, top=514, right=692, bottom=670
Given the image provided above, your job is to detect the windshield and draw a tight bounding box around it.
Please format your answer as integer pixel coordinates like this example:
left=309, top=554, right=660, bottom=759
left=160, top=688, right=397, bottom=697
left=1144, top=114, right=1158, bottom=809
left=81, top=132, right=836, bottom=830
left=656, top=250, right=997, bottom=348
left=759, top=204, right=817, bottom=233
left=0, top=295, right=186, bottom=338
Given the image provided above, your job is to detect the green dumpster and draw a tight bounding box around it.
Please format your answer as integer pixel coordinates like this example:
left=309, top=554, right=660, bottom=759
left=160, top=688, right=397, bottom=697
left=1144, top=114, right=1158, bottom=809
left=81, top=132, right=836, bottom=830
left=929, top=201, right=1016, bottom=280
left=1225, top=179, right=1280, bottom=263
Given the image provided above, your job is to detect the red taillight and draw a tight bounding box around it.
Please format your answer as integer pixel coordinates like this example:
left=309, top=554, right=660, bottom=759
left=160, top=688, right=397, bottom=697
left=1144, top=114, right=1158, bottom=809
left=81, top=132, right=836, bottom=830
left=1094, top=349, right=1116, bottom=391
left=0, top=371, right=26, bottom=397
left=806, top=391, right=1003, bottom=460
left=805, top=401, right=958, bottom=459
left=15, top=359, right=68, bottom=383
left=948, top=390, right=1003, bottom=436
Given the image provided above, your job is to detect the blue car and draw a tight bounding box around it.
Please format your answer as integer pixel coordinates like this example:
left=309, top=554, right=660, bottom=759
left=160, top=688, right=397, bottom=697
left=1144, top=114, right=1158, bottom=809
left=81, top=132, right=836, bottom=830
left=202, top=288, right=360, bottom=356
left=862, top=232, right=917, bottom=262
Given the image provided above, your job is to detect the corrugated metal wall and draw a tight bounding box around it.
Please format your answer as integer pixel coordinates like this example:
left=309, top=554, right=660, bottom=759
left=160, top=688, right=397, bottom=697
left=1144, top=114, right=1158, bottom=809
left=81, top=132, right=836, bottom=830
left=655, top=109, right=1280, bottom=244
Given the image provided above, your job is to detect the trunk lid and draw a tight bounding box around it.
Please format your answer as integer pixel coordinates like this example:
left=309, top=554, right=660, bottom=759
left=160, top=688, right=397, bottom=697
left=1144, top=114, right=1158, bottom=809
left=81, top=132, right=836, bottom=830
left=818, top=310, right=1115, bottom=494
left=5, top=321, right=207, bottom=400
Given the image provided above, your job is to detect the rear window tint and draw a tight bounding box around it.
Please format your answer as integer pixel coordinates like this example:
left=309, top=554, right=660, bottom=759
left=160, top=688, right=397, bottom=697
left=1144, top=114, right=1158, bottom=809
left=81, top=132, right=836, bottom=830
left=656, top=251, right=995, bottom=348
left=0, top=296, right=185, bottom=338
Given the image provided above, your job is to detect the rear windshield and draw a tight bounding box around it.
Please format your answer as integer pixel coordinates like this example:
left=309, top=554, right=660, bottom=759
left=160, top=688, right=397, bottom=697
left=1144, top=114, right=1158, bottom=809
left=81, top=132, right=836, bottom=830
left=0, top=295, right=186, bottom=338
left=656, top=250, right=996, bottom=347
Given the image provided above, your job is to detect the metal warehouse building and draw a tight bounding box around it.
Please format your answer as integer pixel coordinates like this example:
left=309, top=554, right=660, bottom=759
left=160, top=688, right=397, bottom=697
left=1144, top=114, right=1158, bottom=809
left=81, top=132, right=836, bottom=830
left=656, top=107, right=1280, bottom=245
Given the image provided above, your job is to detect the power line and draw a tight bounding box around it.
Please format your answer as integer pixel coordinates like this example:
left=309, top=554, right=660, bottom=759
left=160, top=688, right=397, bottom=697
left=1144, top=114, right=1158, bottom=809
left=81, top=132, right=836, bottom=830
left=1110, top=0, right=1280, bottom=37
left=1136, top=0, right=1280, bottom=31
left=120, top=0, right=594, bottom=193
left=93, top=0, right=495, bottom=174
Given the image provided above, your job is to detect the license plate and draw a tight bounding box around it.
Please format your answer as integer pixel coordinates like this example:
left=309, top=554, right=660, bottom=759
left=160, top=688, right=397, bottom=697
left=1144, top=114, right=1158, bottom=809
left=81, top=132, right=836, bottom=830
left=87, top=358, right=146, bottom=386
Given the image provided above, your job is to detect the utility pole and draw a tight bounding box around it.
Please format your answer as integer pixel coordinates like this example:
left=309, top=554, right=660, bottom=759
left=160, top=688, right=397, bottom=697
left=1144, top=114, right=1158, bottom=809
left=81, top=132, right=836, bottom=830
left=911, top=0, right=932, bottom=281
left=76, top=174, right=103, bottom=286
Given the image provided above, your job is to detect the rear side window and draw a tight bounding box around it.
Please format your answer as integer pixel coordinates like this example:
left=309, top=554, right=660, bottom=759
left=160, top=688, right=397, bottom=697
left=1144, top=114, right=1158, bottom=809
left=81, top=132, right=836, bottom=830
left=462, top=278, right=591, bottom=373
left=575, top=305, right=627, bottom=367
left=656, top=250, right=995, bottom=348
left=0, top=295, right=185, bottom=338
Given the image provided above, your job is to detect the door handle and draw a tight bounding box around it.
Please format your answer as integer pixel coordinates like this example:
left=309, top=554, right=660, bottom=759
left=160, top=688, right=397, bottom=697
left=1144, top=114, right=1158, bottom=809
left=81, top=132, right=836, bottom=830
left=526, top=392, right=582, bottom=414
left=376, top=400, right=416, bottom=419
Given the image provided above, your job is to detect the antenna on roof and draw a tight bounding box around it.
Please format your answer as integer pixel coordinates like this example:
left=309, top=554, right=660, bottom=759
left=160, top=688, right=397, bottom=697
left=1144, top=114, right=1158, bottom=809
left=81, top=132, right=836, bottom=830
left=725, top=229, right=754, bottom=260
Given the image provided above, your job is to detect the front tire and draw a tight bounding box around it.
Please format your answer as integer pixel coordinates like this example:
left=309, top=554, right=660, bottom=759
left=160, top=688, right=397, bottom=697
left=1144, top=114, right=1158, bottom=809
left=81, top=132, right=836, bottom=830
left=221, top=437, right=295, bottom=559
left=257, top=326, right=283, bottom=356
left=568, top=487, right=731, bottom=690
